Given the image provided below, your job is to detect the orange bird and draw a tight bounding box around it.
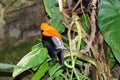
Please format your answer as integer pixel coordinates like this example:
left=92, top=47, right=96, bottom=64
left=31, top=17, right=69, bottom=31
left=40, top=23, right=64, bottom=65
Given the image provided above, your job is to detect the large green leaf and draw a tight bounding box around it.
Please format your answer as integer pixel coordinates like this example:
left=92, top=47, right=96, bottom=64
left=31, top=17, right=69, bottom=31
left=51, top=17, right=65, bottom=33
left=12, top=48, right=48, bottom=78
left=98, top=0, right=120, bottom=62
left=32, top=60, right=48, bottom=80
left=43, top=0, right=60, bottom=18
left=43, top=0, right=65, bottom=33
left=31, top=42, right=43, bottom=51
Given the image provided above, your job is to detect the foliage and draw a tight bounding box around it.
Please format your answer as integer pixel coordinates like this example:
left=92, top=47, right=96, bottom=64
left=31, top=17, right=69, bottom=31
left=32, top=59, right=48, bottom=80
left=43, top=0, right=65, bottom=33
left=98, top=0, right=120, bottom=63
left=11, top=0, right=120, bottom=80
left=13, top=43, right=48, bottom=78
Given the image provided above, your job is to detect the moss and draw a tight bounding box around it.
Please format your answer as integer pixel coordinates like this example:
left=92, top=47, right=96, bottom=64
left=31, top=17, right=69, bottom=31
left=0, top=37, right=40, bottom=64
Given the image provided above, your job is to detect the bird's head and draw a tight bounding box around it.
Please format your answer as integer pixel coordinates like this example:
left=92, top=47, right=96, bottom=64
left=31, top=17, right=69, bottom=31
left=40, top=23, right=61, bottom=39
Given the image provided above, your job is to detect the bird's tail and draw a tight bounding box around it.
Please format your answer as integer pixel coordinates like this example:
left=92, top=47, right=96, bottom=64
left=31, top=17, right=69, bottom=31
left=57, top=50, right=64, bottom=65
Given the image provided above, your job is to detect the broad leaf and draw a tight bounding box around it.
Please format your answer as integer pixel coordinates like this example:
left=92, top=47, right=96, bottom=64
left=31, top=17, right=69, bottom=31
left=31, top=42, right=43, bottom=50
left=51, top=17, right=65, bottom=33
left=43, top=0, right=65, bottom=33
left=13, top=48, right=48, bottom=78
left=32, top=60, right=48, bottom=80
left=98, top=0, right=120, bottom=62
left=43, top=0, right=60, bottom=17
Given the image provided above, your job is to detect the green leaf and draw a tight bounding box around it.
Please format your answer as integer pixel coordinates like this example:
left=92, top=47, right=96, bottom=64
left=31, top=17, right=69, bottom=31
left=48, top=69, right=64, bottom=80
left=43, top=0, right=60, bottom=18
left=112, top=78, right=118, bottom=80
left=98, top=0, right=120, bottom=62
left=32, top=60, right=48, bottom=80
left=75, top=60, right=83, bottom=66
left=51, top=17, right=65, bottom=33
left=80, top=14, right=90, bottom=33
left=48, top=63, right=62, bottom=76
left=31, top=42, right=43, bottom=50
left=43, top=0, right=65, bottom=33
left=48, top=62, right=63, bottom=80
left=12, top=48, right=48, bottom=78
left=0, top=63, right=20, bottom=69
left=55, top=76, right=63, bottom=80
left=108, top=53, right=116, bottom=69
left=75, top=69, right=90, bottom=79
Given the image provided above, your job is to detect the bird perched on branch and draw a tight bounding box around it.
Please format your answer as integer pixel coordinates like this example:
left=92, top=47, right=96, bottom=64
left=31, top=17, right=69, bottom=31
left=40, top=23, right=64, bottom=65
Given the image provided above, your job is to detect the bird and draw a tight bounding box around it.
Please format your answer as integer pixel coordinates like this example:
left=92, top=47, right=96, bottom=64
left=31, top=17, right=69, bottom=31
left=40, top=23, right=64, bottom=65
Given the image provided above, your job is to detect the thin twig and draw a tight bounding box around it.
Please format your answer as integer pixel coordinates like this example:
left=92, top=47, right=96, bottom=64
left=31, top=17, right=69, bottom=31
left=72, top=0, right=81, bottom=11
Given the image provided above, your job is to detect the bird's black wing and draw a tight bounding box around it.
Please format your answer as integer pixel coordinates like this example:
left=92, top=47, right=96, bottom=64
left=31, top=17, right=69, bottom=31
left=42, top=36, right=64, bottom=65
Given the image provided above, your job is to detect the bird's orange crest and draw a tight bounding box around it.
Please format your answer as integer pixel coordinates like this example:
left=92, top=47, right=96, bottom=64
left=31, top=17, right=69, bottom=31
left=40, top=23, right=61, bottom=39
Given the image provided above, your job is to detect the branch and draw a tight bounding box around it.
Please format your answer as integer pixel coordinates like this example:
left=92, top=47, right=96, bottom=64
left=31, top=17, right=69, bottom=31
left=81, top=0, right=99, bottom=54
left=72, top=0, right=81, bottom=11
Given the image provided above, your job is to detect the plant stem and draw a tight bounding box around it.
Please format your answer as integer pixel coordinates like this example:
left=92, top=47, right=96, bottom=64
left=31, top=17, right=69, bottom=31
left=67, top=21, right=75, bottom=67
left=73, top=57, right=80, bottom=80
left=61, top=74, right=68, bottom=80
left=68, top=30, right=73, bottom=59
left=72, top=13, right=81, bottom=80
left=72, top=13, right=81, bottom=50
left=64, top=61, right=73, bottom=68
left=70, top=69, right=74, bottom=80
left=73, top=68, right=80, bottom=80
left=75, top=20, right=81, bottom=50
left=64, top=51, right=102, bottom=75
